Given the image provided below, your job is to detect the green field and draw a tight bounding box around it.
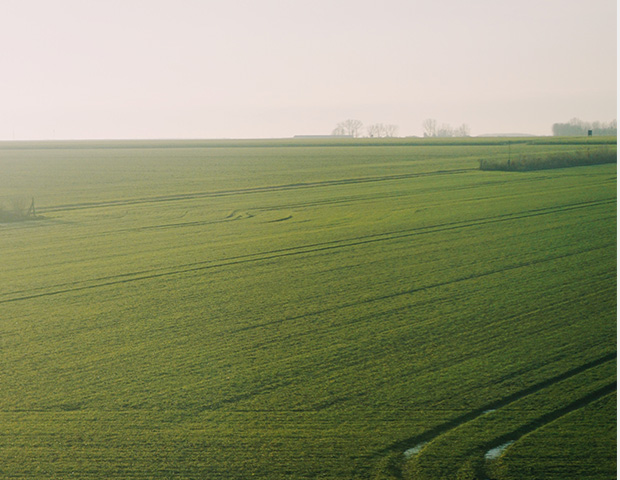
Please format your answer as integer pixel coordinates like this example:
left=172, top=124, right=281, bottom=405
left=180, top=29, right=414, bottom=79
left=0, top=137, right=616, bottom=479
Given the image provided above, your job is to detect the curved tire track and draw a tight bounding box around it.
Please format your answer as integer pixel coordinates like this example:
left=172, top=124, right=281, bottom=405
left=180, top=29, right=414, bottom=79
left=2, top=199, right=614, bottom=304
left=37, top=169, right=474, bottom=214
left=373, top=352, right=617, bottom=478
left=483, top=382, right=617, bottom=480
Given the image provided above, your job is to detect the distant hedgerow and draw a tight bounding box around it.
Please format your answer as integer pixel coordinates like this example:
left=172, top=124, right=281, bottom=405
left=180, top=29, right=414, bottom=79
left=480, top=147, right=617, bottom=172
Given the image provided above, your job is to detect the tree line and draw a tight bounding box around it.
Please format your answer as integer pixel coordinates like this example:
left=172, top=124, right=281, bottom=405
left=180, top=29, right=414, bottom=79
left=552, top=118, right=617, bottom=136
left=421, top=119, right=470, bottom=138
left=332, top=119, right=398, bottom=138
left=331, top=118, right=471, bottom=138
left=331, top=117, right=617, bottom=138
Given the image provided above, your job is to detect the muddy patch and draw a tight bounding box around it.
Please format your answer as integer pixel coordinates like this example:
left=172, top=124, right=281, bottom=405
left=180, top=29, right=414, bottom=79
left=484, top=440, right=514, bottom=460
left=403, top=442, right=428, bottom=459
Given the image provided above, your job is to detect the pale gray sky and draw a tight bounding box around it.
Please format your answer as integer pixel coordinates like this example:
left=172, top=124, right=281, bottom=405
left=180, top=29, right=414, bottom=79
left=1, top=0, right=617, bottom=139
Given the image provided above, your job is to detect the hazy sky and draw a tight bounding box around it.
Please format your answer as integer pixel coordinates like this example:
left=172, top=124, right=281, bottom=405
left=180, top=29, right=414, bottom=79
left=1, top=0, right=617, bottom=139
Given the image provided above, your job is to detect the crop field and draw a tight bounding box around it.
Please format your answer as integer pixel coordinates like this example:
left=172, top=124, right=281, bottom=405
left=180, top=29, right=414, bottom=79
left=0, top=137, right=616, bottom=479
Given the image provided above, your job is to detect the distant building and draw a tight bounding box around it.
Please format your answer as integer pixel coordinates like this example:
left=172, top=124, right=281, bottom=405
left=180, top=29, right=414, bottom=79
left=477, top=133, right=537, bottom=138
left=293, top=135, right=354, bottom=138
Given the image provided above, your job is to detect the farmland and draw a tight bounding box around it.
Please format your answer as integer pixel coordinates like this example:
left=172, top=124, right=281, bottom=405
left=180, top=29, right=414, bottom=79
left=0, top=137, right=616, bottom=479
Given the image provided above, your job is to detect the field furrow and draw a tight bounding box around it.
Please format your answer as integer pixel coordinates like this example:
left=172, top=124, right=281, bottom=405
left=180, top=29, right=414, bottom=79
left=1, top=198, right=613, bottom=303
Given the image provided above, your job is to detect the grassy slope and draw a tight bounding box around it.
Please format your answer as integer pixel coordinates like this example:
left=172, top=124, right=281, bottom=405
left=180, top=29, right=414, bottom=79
left=0, top=138, right=616, bottom=478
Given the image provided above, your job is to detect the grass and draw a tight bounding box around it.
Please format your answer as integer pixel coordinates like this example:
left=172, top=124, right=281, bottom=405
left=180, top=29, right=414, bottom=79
left=0, top=137, right=616, bottom=479
left=490, top=392, right=616, bottom=480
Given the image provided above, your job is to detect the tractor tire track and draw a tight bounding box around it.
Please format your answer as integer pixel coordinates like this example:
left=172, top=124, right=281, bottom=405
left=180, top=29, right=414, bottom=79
left=226, top=172, right=614, bottom=216
left=126, top=211, right=253, bottom=232
left=1, top=199, right=614, bottom=304
left=1, top=198, right=597, bottom=298
left=267, top=274, right=615, bottom=355
left=482, top=382, right=617, bottom=480
left=373, top=352, right=616, bottom=478
left=231, top=244, right=614, bottom=334
left=37, top=169, right=474, bottom=214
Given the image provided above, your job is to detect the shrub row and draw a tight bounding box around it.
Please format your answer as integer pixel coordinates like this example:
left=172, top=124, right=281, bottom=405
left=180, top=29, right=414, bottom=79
left=480, top=147, right=617, bottom=172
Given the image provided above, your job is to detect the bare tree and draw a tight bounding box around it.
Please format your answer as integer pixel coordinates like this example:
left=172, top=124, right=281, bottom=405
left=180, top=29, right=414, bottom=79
left=333, top=119, right=364, bottom=138
left=384, top=124, right=398, bottom=137
left=422, top=118, right=437, bottom=137
left=552, top=118, right=617, bottom=136
left=436, top=124, right=454, bottom=137
left=425, top=119, right=470, bottom=137
left=456, top=124, right=471, bottom=137
left=367, top=123, right=399, bottom=138
left=332, top=124, right=346, bottom=136
left=367, top=123, right=385, bottom=138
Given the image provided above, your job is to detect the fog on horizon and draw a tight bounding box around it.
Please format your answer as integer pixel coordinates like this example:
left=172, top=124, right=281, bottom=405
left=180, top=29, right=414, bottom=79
left=0, top=0, right=616, bottom=140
